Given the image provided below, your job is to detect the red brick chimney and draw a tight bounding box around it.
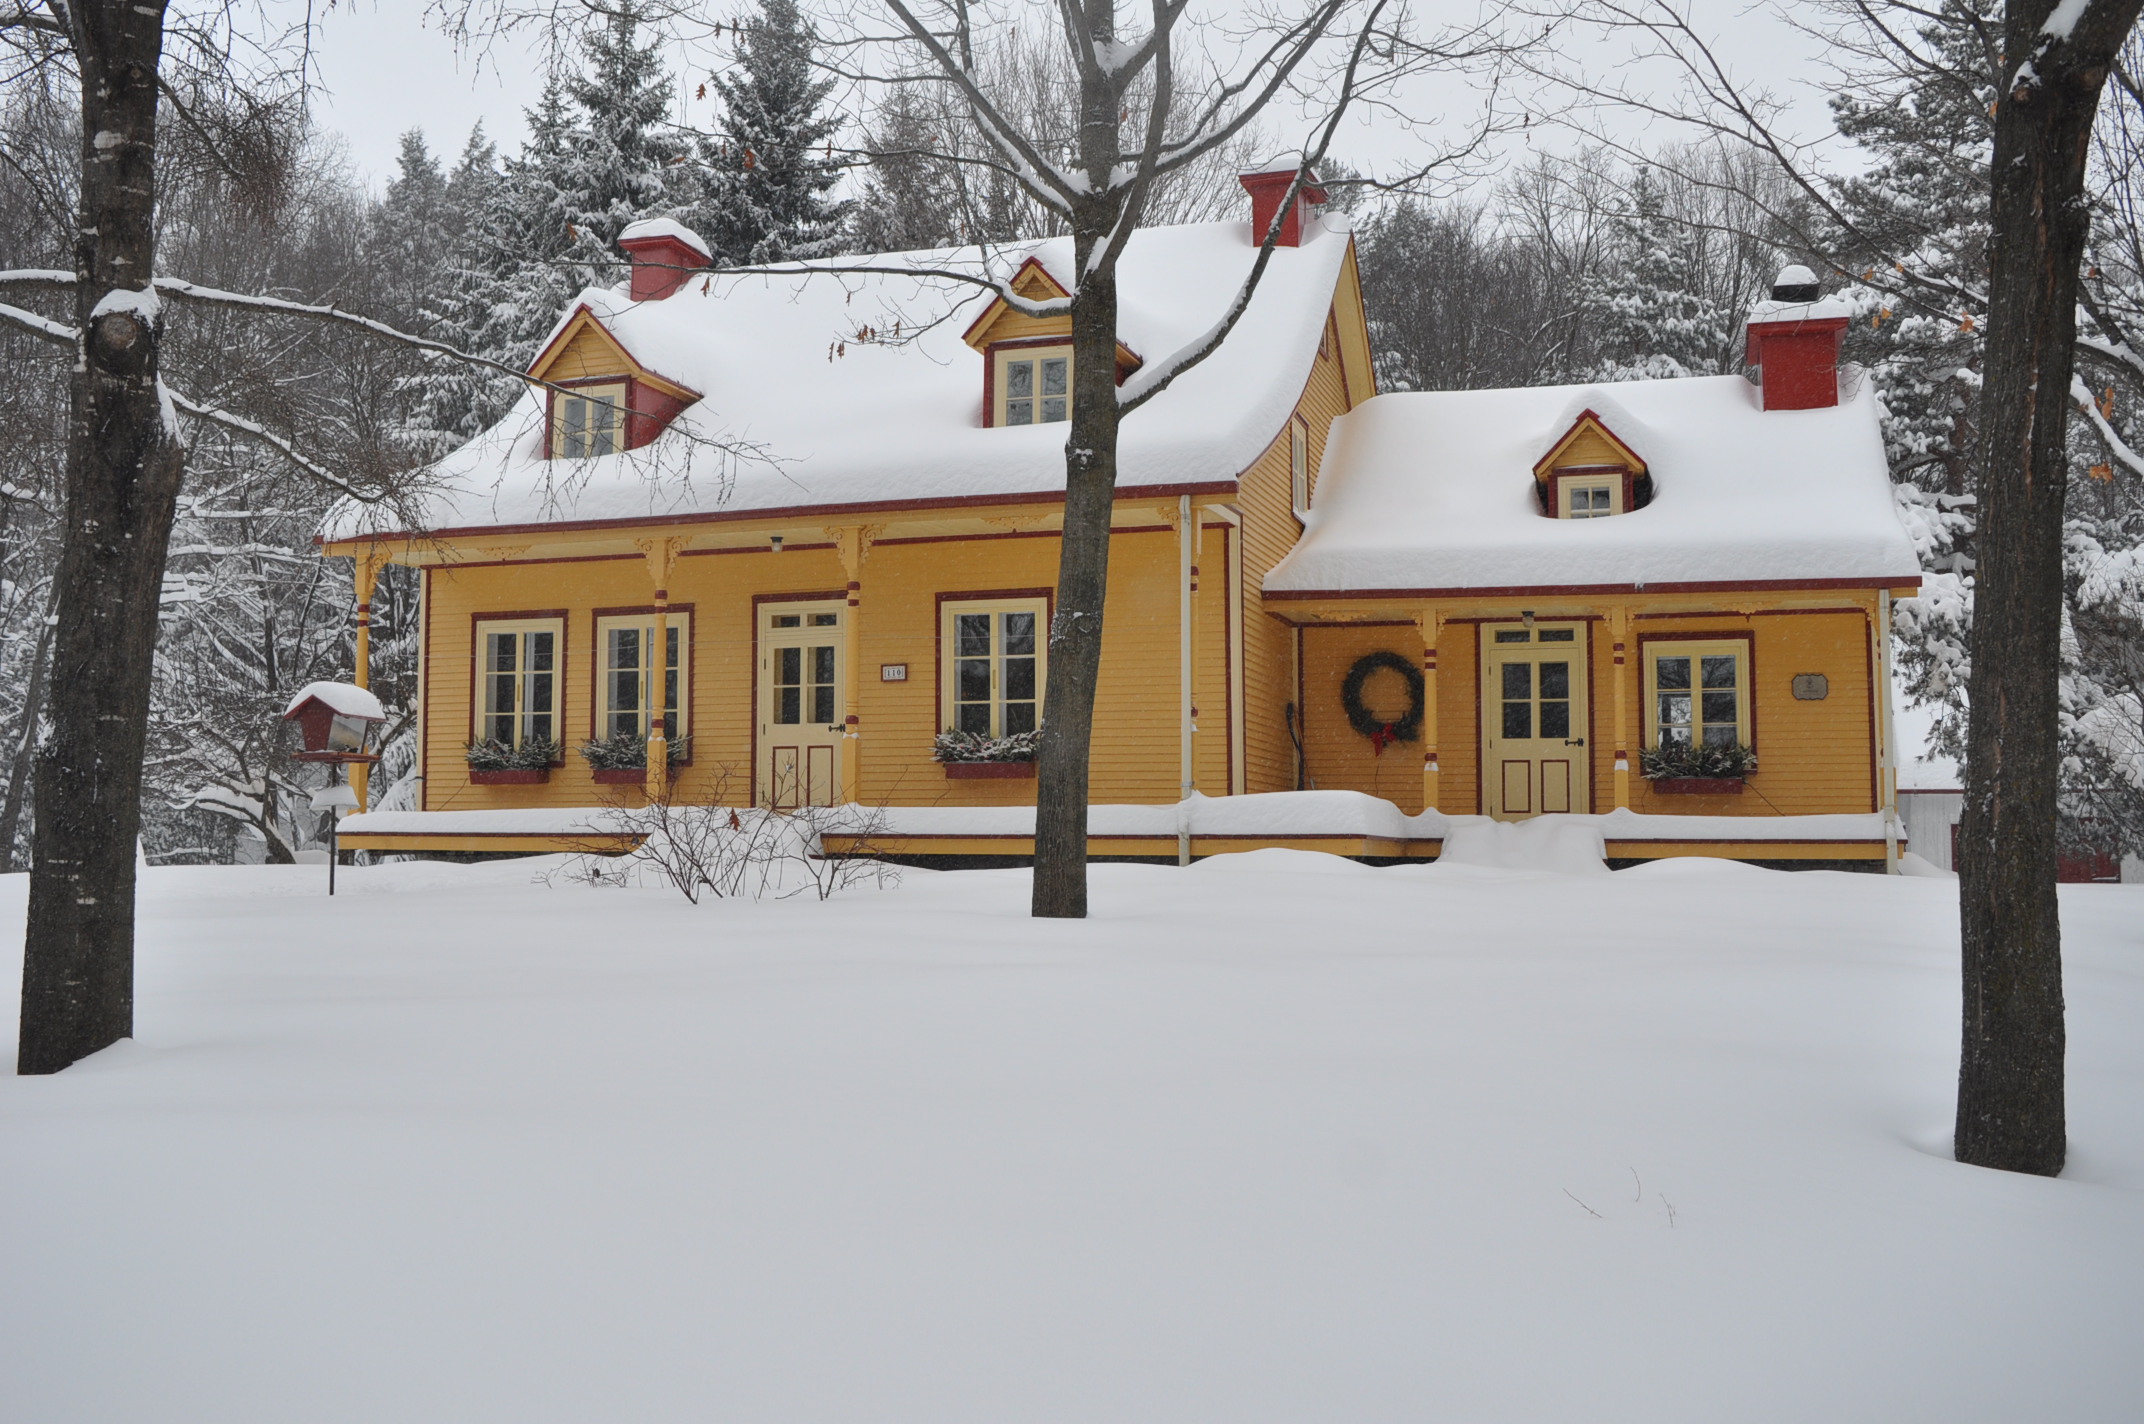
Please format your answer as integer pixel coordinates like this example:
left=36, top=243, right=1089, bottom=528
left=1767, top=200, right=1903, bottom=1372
left=618, top=219, right=712, bottom=301
left=1745, top=265, right=1850, bottom=411
left=1239, top=164, right=1328, bottom=248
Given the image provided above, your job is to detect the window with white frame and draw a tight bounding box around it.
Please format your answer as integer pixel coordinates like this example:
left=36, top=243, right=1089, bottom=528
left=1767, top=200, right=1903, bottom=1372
left=995, top=347, right=1070, bottom=426
left=943, top=598, right=1046, bottom=736
left=477, top=618, right=564, bottom=752
left=553, top=382, right=626, bottom=458
left=596, top=611, right=689, bottom=740
left=1645, top=641, right=1748, bottom=748
left=1554, top=470, right=1624, bottom=518
left=1290, top=418, right=1310, bottom=516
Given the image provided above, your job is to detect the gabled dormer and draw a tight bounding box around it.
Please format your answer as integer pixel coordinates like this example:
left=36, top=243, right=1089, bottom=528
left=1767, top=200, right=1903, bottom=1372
left=527, top=306, right=702, bottom=460
left=1532, top=409, right=1651, bottom=519
left=962, top=256, right=1141, bottom=427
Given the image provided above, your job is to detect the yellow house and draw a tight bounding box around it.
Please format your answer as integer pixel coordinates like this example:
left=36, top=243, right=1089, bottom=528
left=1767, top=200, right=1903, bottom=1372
left=325, top=195, right=1920, bottom=868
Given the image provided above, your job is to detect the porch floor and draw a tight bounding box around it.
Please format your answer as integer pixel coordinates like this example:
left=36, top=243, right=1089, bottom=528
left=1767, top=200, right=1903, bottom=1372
left=337, top=792, right=1902, bottom=866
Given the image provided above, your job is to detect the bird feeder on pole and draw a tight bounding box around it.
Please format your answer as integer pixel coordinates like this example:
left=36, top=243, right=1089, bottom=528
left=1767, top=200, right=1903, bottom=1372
left=283, top=681, right=386, bottom=894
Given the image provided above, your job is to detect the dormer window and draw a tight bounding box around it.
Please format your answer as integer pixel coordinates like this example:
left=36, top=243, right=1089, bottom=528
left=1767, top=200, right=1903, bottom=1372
left=1533, top=408, right=1650, bottom=520
left=998, top=347, right=1070, bottom=426
left=554, top=382, right=626, bottom=458
left=1555, top=470, right=1626, bottom=519
left=526, top=307, right=702, bottom=461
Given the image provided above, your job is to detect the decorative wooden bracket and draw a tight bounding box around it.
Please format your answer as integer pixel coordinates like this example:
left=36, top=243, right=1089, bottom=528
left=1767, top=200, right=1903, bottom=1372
left=823, top=524, right=883, bottom=582
left=633, top=535, right=686, bottom=592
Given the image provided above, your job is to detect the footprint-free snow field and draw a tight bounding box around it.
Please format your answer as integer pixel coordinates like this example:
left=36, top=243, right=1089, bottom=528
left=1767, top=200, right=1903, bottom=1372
left=3, top=854, right=2140, bottom=1422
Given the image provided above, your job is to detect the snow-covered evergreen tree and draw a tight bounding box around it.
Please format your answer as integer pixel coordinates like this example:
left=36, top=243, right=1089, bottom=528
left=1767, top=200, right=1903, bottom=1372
left=694, top=0, right=849, bottom=264
left=1587, top=168, right=1732, bottom=382
left=427, top=3, right=692, bottom=435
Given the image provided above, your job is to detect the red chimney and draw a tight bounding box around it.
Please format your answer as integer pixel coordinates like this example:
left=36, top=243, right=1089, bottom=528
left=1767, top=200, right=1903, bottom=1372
left=1239, top=164, right=1328, bottom=248
left=1745, top=265, right=1849, bottom=411
left=618, top=219, right=712, bottom=301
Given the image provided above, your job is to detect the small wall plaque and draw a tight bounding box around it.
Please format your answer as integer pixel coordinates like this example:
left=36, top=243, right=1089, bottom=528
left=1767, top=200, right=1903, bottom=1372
left=881, top=663, right=909, bottom=682
left=1791, top=673, right=1829, bottom=701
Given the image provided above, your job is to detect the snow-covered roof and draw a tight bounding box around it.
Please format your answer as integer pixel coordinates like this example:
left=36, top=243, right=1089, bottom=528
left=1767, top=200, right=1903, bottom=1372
left=618, top=217, right=713, bottom=260
left=1266, top=373, right=1922, bottom=596
left=331, top=218, right=1353, bottom=540
left=283, top=681, right=386, bottom=720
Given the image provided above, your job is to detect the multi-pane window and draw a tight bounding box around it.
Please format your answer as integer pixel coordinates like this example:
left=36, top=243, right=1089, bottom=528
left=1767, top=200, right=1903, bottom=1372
left=1649, top=644, right=1746, bottom=747
left=997, top=348, right=1070, bottom=426
left=596, top=612, right=688, bottom=739
left=553, top=383, right=626, bottom=459
left=773, top=644, right=837, bottom=724
left=1499, top=659, right=1572, bottom=739
left=477, top=619, right=563, bottom=751
left=1554, top=471, right=1623, bottom=518
left=943, top=599, right=1045, bottom=737
left=1290, top=418, right=1310, bottom=516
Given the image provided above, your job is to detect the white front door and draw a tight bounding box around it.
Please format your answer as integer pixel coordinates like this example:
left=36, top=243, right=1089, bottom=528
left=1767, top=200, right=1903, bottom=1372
left=1482, top=622, right=1591, bottom=820
left=759, top=603, right=846, bottom=807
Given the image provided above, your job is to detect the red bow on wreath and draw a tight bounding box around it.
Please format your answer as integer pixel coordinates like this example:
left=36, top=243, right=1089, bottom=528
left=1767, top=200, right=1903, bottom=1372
left=1369, top=722, right=1399, bottom=756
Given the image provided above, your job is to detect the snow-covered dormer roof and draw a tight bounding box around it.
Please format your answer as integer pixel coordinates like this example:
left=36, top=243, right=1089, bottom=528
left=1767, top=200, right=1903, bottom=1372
left=1267, top=373, right=1922, bottom=597
left=330, top=217, right=1356, bottom=540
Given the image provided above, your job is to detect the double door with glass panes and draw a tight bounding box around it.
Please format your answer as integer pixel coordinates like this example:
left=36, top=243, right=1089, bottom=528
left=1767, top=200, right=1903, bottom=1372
left=1481, top=622, right=1591, bottom=820
left=759, top=604, right=845, bottom=808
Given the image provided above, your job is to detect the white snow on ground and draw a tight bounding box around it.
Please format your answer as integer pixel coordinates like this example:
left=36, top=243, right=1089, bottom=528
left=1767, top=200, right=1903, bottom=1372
left=2, top=859, right=2141, bottom=1422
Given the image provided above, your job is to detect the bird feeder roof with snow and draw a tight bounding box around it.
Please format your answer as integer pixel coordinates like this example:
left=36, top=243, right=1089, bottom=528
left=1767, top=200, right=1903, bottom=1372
left=282, top=681, right=386, bottom=762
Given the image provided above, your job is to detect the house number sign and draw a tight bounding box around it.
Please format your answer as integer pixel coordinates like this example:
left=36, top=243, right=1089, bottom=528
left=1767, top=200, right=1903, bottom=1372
left=881, top=663, right=909, bottom=681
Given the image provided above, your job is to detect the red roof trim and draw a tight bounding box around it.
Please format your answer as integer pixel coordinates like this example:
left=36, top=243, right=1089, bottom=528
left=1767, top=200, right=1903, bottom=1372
left=960, top=256, right=1072, bottom=347
left=324, top=480, right=1240, bottom=546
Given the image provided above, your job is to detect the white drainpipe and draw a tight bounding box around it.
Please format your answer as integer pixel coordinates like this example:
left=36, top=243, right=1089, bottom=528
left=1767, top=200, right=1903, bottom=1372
left=1878, top=589, right=1900, bottom=873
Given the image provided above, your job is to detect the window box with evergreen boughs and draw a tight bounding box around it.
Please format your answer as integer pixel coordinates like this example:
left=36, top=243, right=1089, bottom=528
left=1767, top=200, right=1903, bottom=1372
left=465, top=736, right=559, bottom=785
left=934, top=727, right=1039, bottom=778
left=580, top=731, right=689, bottom=784
left=1641, top=739, right=1757, bottom=795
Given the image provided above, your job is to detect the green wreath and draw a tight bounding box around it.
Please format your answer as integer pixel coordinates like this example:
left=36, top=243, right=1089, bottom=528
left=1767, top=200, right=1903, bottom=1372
left=1341, top=650, right=1424, bottom=749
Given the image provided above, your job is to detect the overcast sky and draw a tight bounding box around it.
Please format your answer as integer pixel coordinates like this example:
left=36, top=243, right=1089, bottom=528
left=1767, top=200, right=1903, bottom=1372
left=311, top=0, right=1844, bottom=194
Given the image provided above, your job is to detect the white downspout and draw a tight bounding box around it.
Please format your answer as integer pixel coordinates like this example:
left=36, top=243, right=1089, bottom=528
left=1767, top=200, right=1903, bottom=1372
left=1878, top=590, right=1900, bottom=873
left=1179, top=494, right=1195, bottom=866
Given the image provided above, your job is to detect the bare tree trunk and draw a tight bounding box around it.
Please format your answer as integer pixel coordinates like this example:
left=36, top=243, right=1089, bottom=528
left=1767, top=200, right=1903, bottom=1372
left=0, top=585, right=57, bottom=873
left=1031, top=0, right=1128, bottom=920
left=1954, top=0, right=2142, bottom=1174
left=18, top=0, right=186, bottom=1075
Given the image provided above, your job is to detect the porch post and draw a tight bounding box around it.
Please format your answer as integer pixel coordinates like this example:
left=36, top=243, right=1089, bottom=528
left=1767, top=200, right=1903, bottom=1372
left=1415, top=606, right=1441, bottom=813
left=350, top=546, right=385, bottom=812
left=635, top=537, right=685, bottom=801
left=828, top=525, right=879, bottom=803
left=1609, top=605, right=1632, bottom=810
left=1178, top=496, right=1195, bottom=865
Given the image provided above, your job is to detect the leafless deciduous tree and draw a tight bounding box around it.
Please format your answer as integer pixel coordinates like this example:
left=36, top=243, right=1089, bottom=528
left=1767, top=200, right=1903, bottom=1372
left=804, top=0, right=1529, bottom=917
left=1528, top=0, right=2144, bottom=1176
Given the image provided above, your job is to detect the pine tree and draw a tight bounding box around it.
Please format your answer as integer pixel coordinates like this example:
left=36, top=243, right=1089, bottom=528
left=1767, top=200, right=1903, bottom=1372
left=695, top=0, right=849, bottom=264
left=426, top=2, right=691, bottom=435
left=1588, top=168, right=1731, bottom=381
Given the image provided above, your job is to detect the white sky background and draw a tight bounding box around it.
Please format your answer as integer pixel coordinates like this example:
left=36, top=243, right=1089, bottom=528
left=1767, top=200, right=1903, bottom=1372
left=311, top=0, right=1850, bottom=193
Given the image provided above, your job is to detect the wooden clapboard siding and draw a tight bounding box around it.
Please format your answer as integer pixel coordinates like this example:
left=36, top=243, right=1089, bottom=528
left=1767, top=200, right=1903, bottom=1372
left=423, top=520, right=1241, bottom=811
left=1298, top=623, right=1427, bottom=813
left=542, top=322, right=635, bottom=382
left=1237, top=290, right=1361, bottom=794
left=1624, top=610, right=1876, bottom=816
